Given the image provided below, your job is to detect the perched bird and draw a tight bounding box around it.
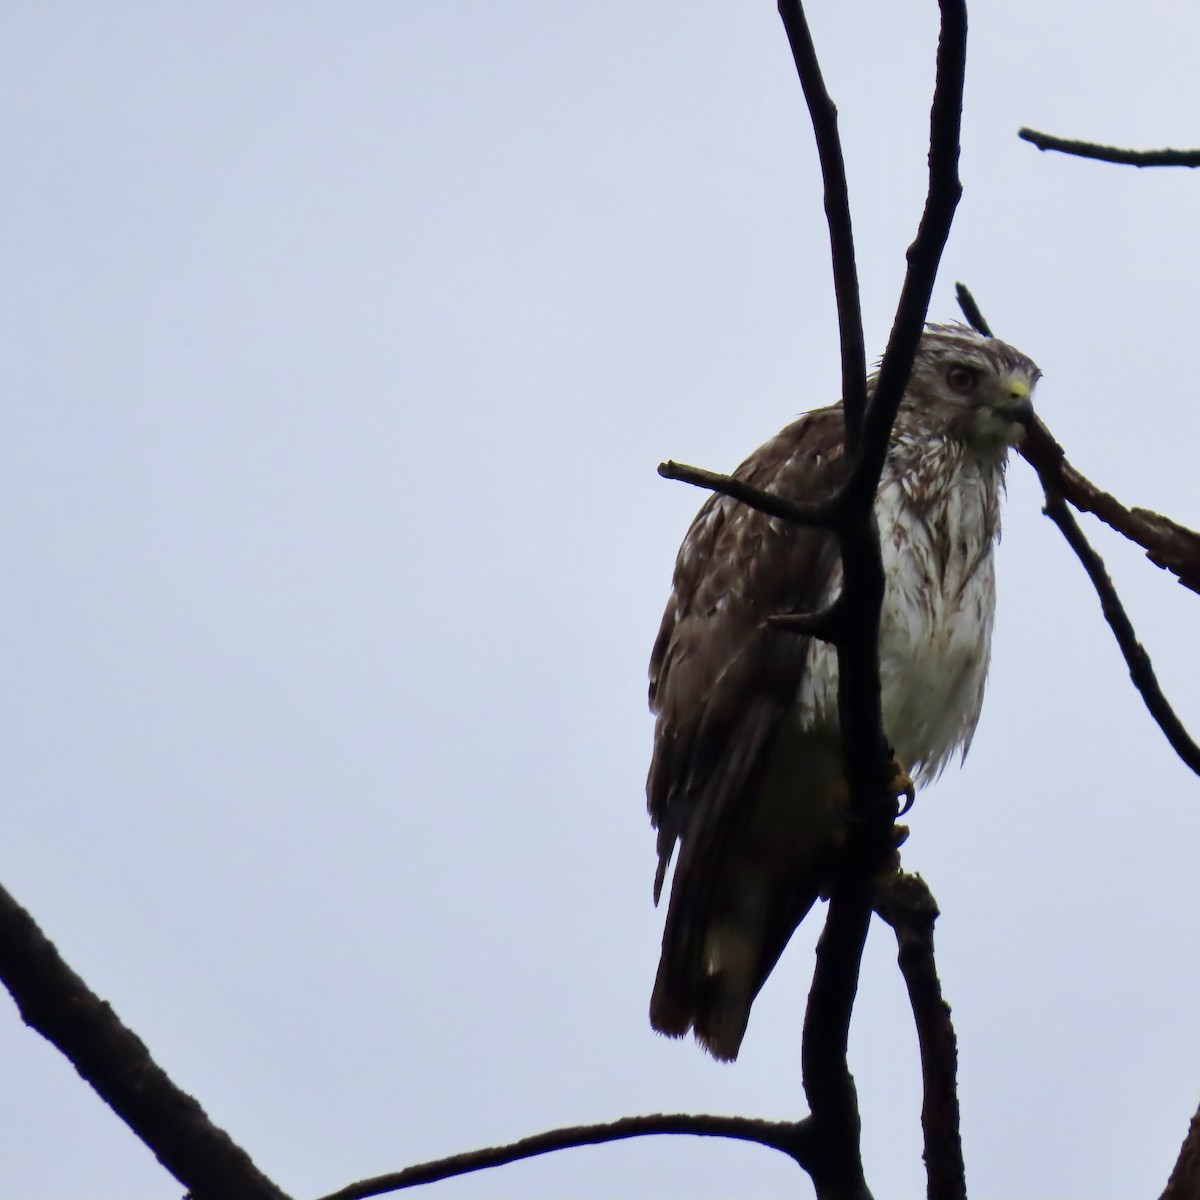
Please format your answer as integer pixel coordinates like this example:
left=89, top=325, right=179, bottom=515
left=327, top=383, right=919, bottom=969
left=647, top=324, right=1040, bottom=1061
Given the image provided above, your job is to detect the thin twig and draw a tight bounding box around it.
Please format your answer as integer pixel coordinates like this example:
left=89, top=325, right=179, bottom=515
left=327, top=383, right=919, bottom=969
left=953, top=281, right=992, bottom=337
left=767, top=599, right=844, bottom=642
left=657, top=460, right=840, bottom=527
left=313, top=1113, right=813, bottom=1200
left=0, top=881, right=290, bottom=1200
left=1041, top=491, right=1200, bottom=775
left=1019, top=127, right=1200, bottom=168
left=875, top=873, right=966, bottom=1200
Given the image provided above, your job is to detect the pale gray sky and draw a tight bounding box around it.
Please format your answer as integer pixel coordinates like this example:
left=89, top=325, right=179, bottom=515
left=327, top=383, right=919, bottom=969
left=3, top=4, right=1199, bottom=1199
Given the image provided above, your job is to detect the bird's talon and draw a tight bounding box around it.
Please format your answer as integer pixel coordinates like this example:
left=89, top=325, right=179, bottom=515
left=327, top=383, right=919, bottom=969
left=889, top=757, right=916, bottom=816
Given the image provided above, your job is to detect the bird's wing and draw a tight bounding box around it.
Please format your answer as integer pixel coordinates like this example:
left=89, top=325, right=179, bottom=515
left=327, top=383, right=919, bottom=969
left=646, top=406, right=848, bottom=1056
left=647, top=404, right=846, bottom=892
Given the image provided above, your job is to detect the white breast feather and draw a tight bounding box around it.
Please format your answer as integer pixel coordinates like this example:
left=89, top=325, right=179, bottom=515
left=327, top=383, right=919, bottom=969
left=796, top=435, right=1002, bottom=782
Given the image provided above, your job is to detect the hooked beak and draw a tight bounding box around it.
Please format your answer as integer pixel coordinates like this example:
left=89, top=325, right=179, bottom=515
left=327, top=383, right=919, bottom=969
left=1008, top=393, right=1035, bottom=428
left=1001, top=377, right=1035, bottom=428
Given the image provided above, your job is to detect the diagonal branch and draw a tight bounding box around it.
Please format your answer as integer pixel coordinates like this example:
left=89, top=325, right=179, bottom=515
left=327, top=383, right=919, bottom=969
left=1160, top=1101, right=1200, bottom=1200
left=875, top=872, right=966, bottom=1200
left=0, top=881, right=291, bottom=1200
left=1041, top=490, right=1200, bottom=775
left=313, top=1113, right=815, bottom=1200
left=1019, top=127, right=1200, bottom=168
left=777, top=0, right=867, bottom=446
left=1021, top=420, right=1200, bottom=596
left=955, top=283, right=1200, bottom=777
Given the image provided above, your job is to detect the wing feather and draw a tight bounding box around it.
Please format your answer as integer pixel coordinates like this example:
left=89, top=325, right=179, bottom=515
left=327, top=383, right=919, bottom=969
left=647, top=405, right=846, bottom=891
left=645, top=406, right=848, bottom=1055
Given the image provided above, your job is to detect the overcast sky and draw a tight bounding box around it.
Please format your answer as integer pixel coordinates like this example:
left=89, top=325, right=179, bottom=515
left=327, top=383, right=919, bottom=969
left=3, top=4, right=1200, bottom=1199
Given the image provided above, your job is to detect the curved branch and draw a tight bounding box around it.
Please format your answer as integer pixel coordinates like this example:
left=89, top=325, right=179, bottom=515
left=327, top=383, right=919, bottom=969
left=857, top=0, right=967, bottom=498
left=1041, top=490, right=1200, bottom=776
left=1019, top=127, right=1200, bottom=168
left=875, top=872, right=966, bottom=1200
left=827, top=0, right=968, bottom=850
left=777, top=0, right=867, bottom=445
left=657, top=459, right=841, bottom=527
left=313, top=1113, right=813, bottom=1200
left=0, top=881, right=290, bottom=1200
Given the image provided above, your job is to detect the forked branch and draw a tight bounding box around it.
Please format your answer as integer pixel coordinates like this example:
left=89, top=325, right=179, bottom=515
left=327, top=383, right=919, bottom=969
left=955, top=283, right=1200, bottom=778
left=654, top=5, right=970, bottom=1199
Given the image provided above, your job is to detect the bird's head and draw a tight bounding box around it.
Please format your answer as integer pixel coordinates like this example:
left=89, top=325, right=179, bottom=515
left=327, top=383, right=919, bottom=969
left=897, top=323, right=1042, bottom=450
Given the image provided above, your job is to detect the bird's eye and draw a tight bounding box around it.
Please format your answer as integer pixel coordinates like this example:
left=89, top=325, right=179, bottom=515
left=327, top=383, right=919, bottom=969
left=946, top=365, right=978, bottom=393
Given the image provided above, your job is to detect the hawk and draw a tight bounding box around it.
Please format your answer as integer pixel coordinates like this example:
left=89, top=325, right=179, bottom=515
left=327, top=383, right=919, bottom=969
left=647, top=324, right=1040, bottom=1061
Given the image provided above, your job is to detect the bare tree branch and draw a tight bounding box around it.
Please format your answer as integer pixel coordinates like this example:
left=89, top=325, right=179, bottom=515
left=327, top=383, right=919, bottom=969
left=1021, top=420, right=1200, bottom=596
left=657, top=459, right=841, bottom=527
left=955, top=283, right=1200, bottom=777
left=857, top=0, right=967, bottom=500
left=955, top=284, right=1200, bottom=596
left=777, top=0, right=867, bottom=445
left=1019, top=127, right=1200, bottom=168
left=784, top=8, right=969, bottom=1200
left=0, top=881, right=291, bottom=1200
left=800, top=891, right=875, bottom=1200
left=875, top=872, right=966, bottom=1200
left=313, top=1113, right=815, bottom=1200
left=953, top=281, right=992, bottom=337
left=1041, top=490, right=1200, bottom=776
left=1161, top=1102, right=1200, bottom=1200
left=829, top=0, right=969, bottom=838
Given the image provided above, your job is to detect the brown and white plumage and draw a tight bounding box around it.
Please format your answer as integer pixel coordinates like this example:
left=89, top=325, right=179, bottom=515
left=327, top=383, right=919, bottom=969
left=647, top=325, right=1041, bottom=1060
